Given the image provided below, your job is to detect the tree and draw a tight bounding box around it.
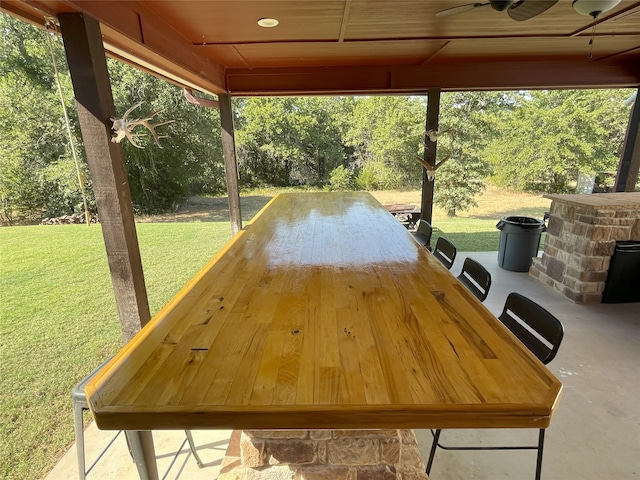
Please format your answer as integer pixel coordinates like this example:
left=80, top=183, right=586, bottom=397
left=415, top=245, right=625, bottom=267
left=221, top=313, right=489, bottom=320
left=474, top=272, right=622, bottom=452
left=1, top=13, right=226, bottom=221
left=107, top=61, right=224, bottom=213
left=235, top=97, right=348, bottom=187
left=345, top=96, right=424, bottom=189
left=0, top=14, right=92, bottom=222
left=432, top=92, right=511, bottom=216
left=487, top=89, right=631, bottom=193
left=2, top=13, right=634, bottom=221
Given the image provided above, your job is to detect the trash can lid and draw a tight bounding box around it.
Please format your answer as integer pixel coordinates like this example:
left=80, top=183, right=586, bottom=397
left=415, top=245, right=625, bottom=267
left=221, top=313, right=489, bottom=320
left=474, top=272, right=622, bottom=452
left=501, top=216, right=544, bottom=225
left=496, top=216, right=545, bottom=231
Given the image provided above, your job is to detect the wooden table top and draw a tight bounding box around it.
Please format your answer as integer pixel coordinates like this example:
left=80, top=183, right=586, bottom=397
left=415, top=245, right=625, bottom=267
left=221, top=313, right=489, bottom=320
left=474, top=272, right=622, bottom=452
left=86, top=192, right=562, bottom=431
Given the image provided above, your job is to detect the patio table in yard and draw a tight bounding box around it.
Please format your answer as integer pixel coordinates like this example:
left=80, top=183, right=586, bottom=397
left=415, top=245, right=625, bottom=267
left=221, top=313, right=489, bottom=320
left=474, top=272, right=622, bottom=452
left=85, top=192, right=563, bottom=479
left=384, top=203, right=421, bottom=229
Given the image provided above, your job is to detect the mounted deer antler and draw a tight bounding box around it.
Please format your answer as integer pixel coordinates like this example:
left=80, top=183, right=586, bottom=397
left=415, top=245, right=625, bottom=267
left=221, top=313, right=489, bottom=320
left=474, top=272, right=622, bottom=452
left=111, top=102, right=174, bottom=148
left=426, top=129, right=439, bottom=142
left=425, top=128, right=454, bottom=142
left=415, top=155, right=452, bottom=182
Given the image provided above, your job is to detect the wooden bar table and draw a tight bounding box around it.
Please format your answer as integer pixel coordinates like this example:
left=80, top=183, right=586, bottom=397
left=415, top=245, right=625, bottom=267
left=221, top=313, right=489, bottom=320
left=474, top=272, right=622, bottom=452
left=86, top=192, right=563, bottom=479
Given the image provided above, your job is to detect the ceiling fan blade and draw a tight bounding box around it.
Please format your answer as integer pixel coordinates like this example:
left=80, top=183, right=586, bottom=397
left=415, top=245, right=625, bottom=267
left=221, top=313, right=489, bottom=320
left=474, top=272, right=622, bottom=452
left=435, top=2, right=489, bottom=17
left=507, top=0, right=559, bottom=21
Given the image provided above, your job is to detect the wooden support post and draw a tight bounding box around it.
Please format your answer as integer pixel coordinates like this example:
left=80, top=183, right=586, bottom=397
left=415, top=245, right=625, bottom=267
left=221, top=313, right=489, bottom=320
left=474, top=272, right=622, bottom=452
left=421, top=88, right=441, bottom=224
left=615, top=89, right=640, bottom=192
left=219, top=93, right=243, bottom=235
left=59, top=13, right=151, bottom=343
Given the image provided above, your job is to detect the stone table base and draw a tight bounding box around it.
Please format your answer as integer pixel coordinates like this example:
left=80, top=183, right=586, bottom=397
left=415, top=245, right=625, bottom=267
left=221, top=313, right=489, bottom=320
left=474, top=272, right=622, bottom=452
left=218, top=429, right=429, bottom=480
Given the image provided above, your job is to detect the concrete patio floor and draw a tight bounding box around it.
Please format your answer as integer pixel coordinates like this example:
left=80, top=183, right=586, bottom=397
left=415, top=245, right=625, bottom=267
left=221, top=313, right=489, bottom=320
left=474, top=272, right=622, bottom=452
left=46, top=251, right=640, bottom=479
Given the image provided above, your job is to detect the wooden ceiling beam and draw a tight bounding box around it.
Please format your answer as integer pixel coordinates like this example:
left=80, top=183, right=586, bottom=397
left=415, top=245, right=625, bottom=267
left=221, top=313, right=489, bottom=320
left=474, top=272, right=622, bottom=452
left=0, top=1, right=54, bottom=28
left=61, top=0, right=227, bottom=94
left=4, top=0, right=639, bottom=96
left=227, top=59, right=640, bottom=96
left=338, top=0, right=352, bottom=43
left=595, top=44, right=640, bottom=62
left=2, top=0, right=227, bottom=95
left=420, top=41, right=450, bottom=66
left=194, top=32, right=640, bottom=47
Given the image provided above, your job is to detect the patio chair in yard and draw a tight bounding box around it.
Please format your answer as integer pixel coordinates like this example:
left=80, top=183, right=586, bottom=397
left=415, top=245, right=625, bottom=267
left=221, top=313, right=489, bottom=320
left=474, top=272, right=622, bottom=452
left=456, top=257, right=492, bottom=302
left=410, top=219, right=433, bottom=249
left=432, top=236, right=457, bottom=270
left=72, top=357, right=205, bottom=479
left=426, top=292, right=565, bottom=480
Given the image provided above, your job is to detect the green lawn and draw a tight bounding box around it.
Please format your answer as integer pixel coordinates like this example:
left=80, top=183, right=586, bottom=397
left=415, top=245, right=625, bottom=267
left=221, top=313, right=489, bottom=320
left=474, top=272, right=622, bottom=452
left=430, top=217, right=546, bottom=252
left=0, top=187, right=550, bottom=479
left=0, top=222, right=232, bottom=480
left=369, top=185, right=549, bottom=252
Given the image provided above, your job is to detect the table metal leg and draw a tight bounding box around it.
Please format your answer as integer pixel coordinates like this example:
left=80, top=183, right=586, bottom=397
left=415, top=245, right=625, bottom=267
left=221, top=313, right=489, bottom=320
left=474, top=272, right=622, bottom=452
left=124, top=430, right=159, bottom=480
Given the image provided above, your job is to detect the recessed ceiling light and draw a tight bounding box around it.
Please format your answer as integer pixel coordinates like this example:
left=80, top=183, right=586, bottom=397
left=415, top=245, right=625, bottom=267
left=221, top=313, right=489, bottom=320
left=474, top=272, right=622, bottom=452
left=257, top=18, right=279, bottom=28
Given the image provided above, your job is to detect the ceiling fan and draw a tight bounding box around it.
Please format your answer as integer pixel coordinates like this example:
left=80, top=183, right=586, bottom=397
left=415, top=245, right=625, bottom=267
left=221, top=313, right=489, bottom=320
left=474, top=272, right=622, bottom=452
left=435, top=0, right=559, bottom=21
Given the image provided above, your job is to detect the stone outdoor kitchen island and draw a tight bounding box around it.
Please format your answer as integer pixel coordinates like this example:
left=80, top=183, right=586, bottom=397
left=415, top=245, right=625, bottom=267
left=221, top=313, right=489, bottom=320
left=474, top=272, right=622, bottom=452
left=218, top=429, right=427, bottom=480
left=85, top=193, right=563, bottom=480
left=530, top=192, right=640, bottom=303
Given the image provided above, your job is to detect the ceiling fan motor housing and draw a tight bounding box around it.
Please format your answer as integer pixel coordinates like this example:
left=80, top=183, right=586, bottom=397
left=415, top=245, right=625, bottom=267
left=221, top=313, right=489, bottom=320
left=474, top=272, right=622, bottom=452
left=491, top=0, right=515, bottom=11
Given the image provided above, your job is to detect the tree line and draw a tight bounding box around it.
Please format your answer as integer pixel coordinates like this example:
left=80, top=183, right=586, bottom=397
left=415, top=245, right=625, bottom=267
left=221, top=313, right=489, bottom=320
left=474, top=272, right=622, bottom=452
left=1, top=14, right=633, bottom=224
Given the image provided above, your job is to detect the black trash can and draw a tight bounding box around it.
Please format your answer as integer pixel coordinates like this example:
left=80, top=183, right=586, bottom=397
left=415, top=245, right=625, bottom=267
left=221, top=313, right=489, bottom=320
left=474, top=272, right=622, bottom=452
left=496, top=216, right=546, bottom=272
left=601, top=241, right=640, bottom=303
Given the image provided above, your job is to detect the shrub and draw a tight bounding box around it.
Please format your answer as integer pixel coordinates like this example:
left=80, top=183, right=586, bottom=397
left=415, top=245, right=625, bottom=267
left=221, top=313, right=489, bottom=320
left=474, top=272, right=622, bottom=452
left=329, top=165, right=354, bottom=191
left=355, top=163, right=379, bottom=190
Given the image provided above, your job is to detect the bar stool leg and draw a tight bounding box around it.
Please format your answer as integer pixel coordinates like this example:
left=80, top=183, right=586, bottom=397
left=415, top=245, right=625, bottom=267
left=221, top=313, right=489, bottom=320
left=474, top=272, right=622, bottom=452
left=535, top=429, right=545, bottom=480
left=425, top=429, right=441, bottom=475
left=73, top=403, right=86, bottom=480
left=185, top=431, right=204, bottom=467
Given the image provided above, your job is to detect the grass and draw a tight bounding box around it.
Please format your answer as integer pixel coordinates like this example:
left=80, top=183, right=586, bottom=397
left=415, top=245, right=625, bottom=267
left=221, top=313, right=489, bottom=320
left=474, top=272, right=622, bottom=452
left=370, top=184, right=550, bottom=251
left=0, top=185, right=550, bottom=479
left=0, top=222, right=232, bottom=480
left=370, top=184, right=551, bottom=221
left=139, top=184, right=551, bottom=252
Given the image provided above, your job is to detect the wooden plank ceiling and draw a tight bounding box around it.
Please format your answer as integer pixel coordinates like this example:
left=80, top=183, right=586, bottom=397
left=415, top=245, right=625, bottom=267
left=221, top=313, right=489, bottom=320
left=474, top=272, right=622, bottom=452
left=3, top=0, right=640, bottom=95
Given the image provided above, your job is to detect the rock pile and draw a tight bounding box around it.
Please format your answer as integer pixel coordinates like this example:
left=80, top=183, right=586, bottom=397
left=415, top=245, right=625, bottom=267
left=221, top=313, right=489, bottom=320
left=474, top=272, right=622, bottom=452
left=41, top=213, right=98, bottom=225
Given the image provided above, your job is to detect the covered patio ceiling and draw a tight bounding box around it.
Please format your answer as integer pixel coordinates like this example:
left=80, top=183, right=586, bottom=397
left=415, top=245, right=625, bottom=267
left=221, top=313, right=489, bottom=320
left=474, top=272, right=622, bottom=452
left=2, top=0, right=640, bottom=96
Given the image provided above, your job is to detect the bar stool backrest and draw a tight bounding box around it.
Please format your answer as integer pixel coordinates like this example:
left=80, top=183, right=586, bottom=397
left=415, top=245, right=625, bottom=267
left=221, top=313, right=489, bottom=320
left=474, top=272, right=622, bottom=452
left=411, top=219, right=433, bottom=248
left=498, top=292, right=564, bottom=365
left=457, top=257, right=492, bottom=302
left=433, top=236, right=457, bottom=270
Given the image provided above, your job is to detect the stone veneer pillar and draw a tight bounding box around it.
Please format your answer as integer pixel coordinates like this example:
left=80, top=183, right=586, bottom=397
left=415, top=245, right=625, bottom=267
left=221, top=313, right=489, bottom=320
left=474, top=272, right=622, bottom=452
left=218, top=429, right=429, bottom=480
left=530, top=197, right=640, bottom=303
